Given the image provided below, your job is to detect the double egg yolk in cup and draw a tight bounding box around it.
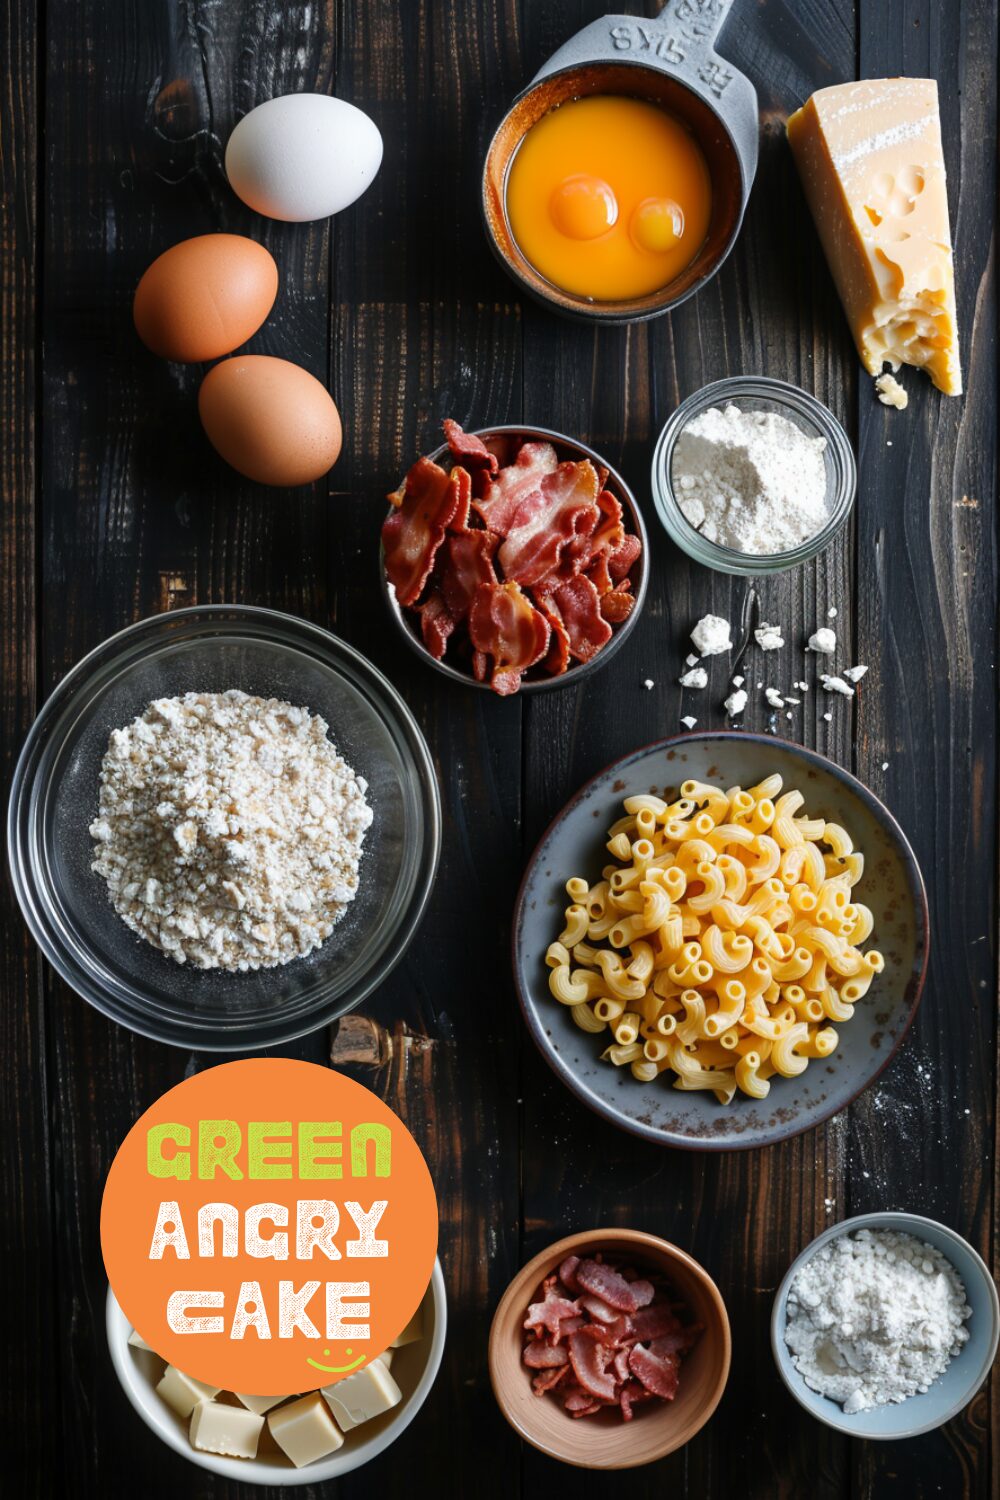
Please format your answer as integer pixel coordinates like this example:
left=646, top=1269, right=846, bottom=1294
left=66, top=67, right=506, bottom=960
left=505, top=96, right=712, bottom=302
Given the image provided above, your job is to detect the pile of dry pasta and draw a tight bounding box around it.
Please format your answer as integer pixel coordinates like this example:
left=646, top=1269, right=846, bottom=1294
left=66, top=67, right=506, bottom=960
left=546, top=775, right=886, bottom=1104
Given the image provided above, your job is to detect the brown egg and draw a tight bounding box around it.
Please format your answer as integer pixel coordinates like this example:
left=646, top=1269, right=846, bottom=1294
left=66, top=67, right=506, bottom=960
left=133, top=234, right=278, bottom=362
left=198, top=356, right=343, bottom=486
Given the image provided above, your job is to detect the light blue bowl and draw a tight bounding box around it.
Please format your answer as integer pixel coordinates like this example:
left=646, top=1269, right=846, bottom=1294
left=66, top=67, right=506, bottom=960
left=772, top=1212, right=998, bottom=1439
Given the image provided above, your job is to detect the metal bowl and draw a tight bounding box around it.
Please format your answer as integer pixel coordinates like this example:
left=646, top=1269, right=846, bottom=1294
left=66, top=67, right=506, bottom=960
left=381, top=425, right=649, bottom=694
left=513, top=732, right=929, bottom=1149
left=481, top=3, right=758, bottom=323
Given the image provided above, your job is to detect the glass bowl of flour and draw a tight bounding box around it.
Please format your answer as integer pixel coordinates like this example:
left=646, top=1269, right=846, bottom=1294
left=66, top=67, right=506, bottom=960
left=771, top=1212, right=999, bottom=1439
left=651, top=375, right=856, bottom=575
left=8, top=606, right=441, bottom=1049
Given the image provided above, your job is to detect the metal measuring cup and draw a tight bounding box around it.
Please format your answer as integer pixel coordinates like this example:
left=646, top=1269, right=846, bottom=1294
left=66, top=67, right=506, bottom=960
left=482, top=0, right=758, bottom=323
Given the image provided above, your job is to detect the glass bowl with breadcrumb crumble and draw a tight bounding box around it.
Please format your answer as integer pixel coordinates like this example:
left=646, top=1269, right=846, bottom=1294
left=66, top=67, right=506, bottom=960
left=7, top=605, right=440, bottom=1049
left=651, top=375, right=857, bottom=575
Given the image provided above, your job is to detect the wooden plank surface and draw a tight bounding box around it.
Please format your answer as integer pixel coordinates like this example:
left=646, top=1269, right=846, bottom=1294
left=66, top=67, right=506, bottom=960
left=1, top=0, right=996, bottom=1497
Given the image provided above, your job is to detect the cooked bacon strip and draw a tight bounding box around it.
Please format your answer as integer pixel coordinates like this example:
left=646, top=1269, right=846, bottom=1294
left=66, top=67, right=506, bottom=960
left=579, top=1295, right=618, bottom=1325
left=447, top=465, right=473, bottom=531
left=522, top=1340, right=569, bottom=1370
left=440, top=529, right=497, bottom=622
left=382, top=457, right=463, bottom=607
left=591, top=489, right=625, bottom=558
left=419, top=592, right=455, bottom=660
left=565, top=1390, right=602, bottom=1417
left=608, top=532, right=642, bottom=582
left=599, top=586, right=636, bottom=627
left=628, top=1339, right=681, bottom=1399
left=472, top=649, right=489, bottom=683
left=625, top=1279, right=655, bottom=1309
left=567, top=1331, right=617, bottom=1403
left=531, top=1365, right=570, bottom=1396
left=524, top=1287, right=580, bottom=1341
left=468, top=582, right=550, bottom=696
left=533, top=592, right=570, bottom=677
left=619, top=1380, right=654, bottom=1421
left=585, top=551, right=613, bottom=596
left=485, top=433, right=520, bottom=469
left=558, top=1255, right=582, bottom=1291
left=442, top=419, right=498, bottom=476
left=575, top=1313, right=633, bottom=1346
left=575, top=1258, right=644, bottom=1312
left=549, top=577, right=613, bottom=664
left=629, top=1303, right=685, bottom=1343
left=498, top=461, right=600, bottom=588
left=552, top=1313, right=585, bottom=1344
left=473, top=440, right=559, bottom=534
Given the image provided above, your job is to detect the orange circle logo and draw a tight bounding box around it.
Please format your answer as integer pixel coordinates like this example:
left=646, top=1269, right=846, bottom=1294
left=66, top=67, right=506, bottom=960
left=101, top=1058, right=438, bottom=1394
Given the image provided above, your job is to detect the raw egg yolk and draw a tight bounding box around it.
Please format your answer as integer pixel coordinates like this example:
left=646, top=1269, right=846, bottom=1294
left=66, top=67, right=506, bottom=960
left=505, top=95, right=712, bottom=301
left=631, top=197, right=685, bottom=254
left=549, top=175, right=618, bottom=240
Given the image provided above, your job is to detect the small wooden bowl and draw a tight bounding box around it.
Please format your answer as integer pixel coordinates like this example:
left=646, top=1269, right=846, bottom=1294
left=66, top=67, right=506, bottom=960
left=488, top=1229, right=730, bottom=1469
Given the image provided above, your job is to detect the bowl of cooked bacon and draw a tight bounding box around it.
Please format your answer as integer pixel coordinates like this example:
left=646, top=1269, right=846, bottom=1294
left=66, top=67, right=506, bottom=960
left=488, top=1229, right=730, bottom=1468
left=380, top=421, right=648, bottom=696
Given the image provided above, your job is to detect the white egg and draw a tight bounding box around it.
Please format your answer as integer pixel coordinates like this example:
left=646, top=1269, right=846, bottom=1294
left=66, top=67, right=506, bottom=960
left=225, top=93, right=383, bottom=223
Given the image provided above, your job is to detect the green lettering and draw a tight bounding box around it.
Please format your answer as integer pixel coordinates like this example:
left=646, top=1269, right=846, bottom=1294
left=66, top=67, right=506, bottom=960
left=146, top=1123, right=190, bottom=1180
left=247, top=1121, right=292, bottom=1179
left=198, top=1119, right=243, bottom=1180
left=350, top=1122, right=392, bottom=1178
left=298, top=1122, right=343, bottom=1179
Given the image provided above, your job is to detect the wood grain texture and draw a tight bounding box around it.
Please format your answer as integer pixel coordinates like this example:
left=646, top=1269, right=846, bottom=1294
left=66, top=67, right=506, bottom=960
left=0, top=0, right=52, bottom=1495
left=1, top=0, right=996, bottom=1496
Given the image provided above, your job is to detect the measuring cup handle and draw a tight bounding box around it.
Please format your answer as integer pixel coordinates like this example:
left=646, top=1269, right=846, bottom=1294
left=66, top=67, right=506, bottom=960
left=653, top=0, right=736, bottom=53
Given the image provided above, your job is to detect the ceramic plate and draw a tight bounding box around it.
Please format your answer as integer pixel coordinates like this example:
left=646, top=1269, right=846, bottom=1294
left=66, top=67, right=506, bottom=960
left=513, top=733, right=928, bottom=1150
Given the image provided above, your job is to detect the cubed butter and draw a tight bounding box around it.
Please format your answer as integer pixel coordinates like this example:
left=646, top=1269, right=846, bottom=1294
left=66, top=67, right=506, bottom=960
left=156, top=1365, right=222, bottom=1419
left=390, top=1302, right=424, bottom=1347
left=190, top=1399, right=264, bottom=1459
left=377, top=1346, right=394, bottom=1370
left=268, top=1393, right=344, bottom=1468
left=127, top=1328, right=153, bottom=1353
left=234, top=1392, right=287, bottom=1416
left=321, top=1358, right=402, bottom=1431
left=787, top=78, right=961, bottom=395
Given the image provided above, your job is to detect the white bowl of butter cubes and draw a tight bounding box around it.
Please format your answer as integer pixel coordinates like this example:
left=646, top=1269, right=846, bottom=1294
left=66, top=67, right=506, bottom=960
left=107, top=1263, right=446, bottom=1483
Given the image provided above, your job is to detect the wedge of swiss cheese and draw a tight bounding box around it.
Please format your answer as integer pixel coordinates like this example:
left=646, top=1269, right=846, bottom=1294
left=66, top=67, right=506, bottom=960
left=787, top=78, right=961, bottom=395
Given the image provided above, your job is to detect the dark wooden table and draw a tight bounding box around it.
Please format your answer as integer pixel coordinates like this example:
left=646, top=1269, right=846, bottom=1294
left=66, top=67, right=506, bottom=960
left=3, top=0, right=997, bottom=1495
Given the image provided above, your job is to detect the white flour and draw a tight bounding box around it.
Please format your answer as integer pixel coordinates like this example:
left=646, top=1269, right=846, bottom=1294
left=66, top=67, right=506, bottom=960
left=784, top=1228, right=972, bottom=1413
left=673, top=403, right=829, bottom=554
left=90, top=691, right=373, bottom=971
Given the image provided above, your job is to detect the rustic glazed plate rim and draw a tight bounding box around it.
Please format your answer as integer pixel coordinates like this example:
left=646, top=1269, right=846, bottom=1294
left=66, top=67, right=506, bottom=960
left=512, top=731, right=930, bottom=1151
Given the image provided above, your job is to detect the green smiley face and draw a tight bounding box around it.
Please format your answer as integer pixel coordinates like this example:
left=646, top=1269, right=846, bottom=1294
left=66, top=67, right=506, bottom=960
left=305, top=1346, right=367, bottom=1375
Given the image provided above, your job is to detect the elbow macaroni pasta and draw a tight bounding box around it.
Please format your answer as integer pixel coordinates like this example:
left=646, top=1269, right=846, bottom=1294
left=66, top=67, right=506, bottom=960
left=547, top=774, right=887, bottom=1103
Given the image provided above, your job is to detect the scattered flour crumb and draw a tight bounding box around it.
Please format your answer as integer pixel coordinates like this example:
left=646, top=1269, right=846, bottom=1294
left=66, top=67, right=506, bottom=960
left=725, top=688, right=748, bottom=717
left=679, top=666, right=709, bottom=689
left=765, top=687, right=785, bottom=709
left=691, top=614, right=733, bottom=657
left=843, top=664, right=869, bottom=683
left=680, top=715, right=698, bottom=730
left=755, top=622, right=785, bottom=651
left=808, top=627, right=837, bottom=654
left=732, top=674, right=745, bottom=688
left=821, top=674, right=855, bottom=697
left=643, top=678, right=654, bottom=691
